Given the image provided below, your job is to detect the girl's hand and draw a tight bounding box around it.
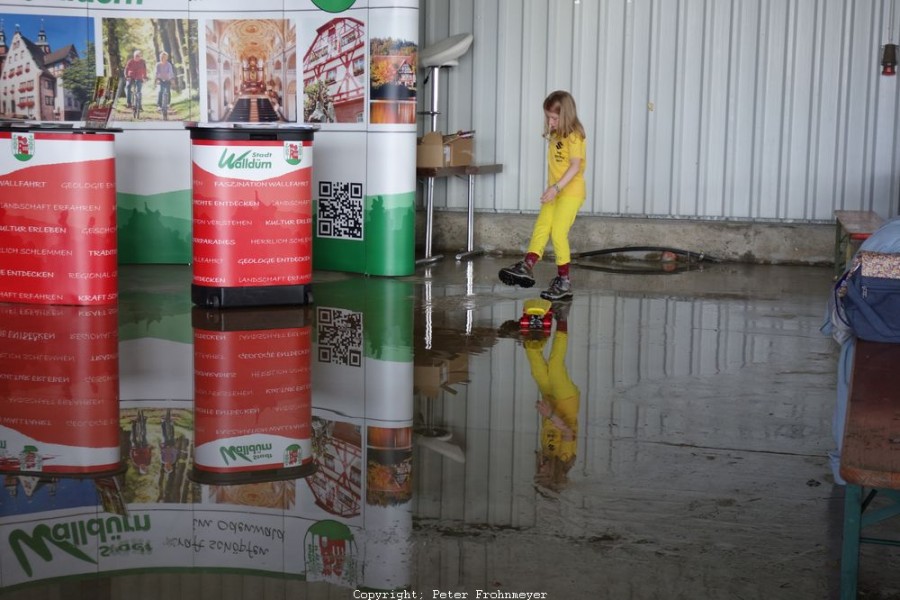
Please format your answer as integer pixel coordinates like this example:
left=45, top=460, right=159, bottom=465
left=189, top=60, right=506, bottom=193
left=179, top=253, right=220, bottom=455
left=540, top=185, right=558, bottom=204
left=536, top=400, right=553, bottom=418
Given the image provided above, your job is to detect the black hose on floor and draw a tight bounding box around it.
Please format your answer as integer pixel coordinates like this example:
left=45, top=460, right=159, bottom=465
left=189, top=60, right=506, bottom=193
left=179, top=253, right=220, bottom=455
left=571, top=246, right=721, bottom=263
left=570, top=246, right=720, bottom=274
left=572, top=263, right=684, bottom=275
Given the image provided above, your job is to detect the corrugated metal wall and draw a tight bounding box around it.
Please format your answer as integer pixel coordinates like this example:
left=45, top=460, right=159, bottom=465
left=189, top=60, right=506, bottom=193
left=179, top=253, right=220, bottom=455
left=420, top=0, right=900, bottom=222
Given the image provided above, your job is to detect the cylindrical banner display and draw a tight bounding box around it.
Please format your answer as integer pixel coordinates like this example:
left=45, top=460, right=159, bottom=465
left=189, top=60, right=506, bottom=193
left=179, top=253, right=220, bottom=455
left=0, top=304, right=121, bottom=476
left=188, top=126, right=316, bottom=308
left=0, top=127, right=119, bottom=306
left=191, top=307, right=316, bottom=484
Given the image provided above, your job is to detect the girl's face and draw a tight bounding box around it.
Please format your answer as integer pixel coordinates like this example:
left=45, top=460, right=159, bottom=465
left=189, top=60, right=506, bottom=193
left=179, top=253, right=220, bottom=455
left=545, top=109, right=559, bottom=132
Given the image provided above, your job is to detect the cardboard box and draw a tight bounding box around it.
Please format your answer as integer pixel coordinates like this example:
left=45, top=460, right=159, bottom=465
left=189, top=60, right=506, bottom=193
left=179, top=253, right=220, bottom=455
left=416, top=131, right=445, bottom=168
left=414, top=353, right=469, bottom=398
left=443, top=132, right=474, bottom=166
left=416, top=131, right=474, bottom=168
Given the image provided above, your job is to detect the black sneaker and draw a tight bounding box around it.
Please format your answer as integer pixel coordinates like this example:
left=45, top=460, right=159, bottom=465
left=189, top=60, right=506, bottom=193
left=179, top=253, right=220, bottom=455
left=540, top=276, right=573, bottom=301
left=497, top=319, right=546, bottom=343
left=497, top=319, right=522, bottom=339
left=550, top=299, right=572, bottom=322
left=499, top=260, right=535, bottom=288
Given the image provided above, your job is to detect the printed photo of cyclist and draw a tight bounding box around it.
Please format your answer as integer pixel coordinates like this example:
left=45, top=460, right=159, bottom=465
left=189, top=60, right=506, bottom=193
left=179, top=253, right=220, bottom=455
left=100, top=17, right=200, bottom=123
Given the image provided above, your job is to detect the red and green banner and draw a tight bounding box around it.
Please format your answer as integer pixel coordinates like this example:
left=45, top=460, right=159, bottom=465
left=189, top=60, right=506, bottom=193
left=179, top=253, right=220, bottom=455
left=0, top=131, right=117, bottom=305
left=191, top=138, right=313, bottom=289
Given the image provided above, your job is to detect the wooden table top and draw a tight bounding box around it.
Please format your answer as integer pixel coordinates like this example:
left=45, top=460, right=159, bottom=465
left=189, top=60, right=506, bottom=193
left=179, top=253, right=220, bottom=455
left=840, top=339, right=900, bottom=488
left=834, top=210, right=885, bottom=236
left=416, top=164, right=503, bottom=178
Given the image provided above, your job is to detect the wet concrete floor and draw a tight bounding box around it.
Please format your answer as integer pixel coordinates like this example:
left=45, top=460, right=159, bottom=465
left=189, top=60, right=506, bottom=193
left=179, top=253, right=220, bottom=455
left=2, top=257, right=900, bottom=599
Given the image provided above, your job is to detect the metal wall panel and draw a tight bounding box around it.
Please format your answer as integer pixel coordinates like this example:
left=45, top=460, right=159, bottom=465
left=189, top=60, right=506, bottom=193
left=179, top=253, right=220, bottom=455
left=419, top=0, right=900, bottom=221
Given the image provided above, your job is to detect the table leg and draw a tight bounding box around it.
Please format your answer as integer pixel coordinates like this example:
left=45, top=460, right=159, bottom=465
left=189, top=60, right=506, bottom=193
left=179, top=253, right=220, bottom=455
left=841, top=483, right=862, bottom=600
left=834, top=221, right=845, bottom=278
left=417, top=175, right=443, bottom=266
left=455, top=173, right=484, bottom=261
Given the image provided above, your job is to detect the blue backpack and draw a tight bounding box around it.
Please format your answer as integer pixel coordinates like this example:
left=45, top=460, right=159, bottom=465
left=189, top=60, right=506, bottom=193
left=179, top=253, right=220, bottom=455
left=835, top=218, right=900, bottom=343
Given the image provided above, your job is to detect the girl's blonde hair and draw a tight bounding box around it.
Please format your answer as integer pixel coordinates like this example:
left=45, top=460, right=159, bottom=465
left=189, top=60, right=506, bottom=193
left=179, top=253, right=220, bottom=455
left=543, top=90, right=585, bottom=139
left=534, top=452, right=576, bottom=492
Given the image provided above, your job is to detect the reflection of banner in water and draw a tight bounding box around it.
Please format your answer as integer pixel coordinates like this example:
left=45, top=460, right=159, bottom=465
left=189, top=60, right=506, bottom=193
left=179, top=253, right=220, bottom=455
left=303, top=519, right=359, bottom=586
left=0, top=507, right=304, bottom=587
left=308, top=280, right=415, bottom=590
left=208, top=479, right=296, bottom=510
left=192, top=308, right=314, bottom=483
left=118, top=405, right=195, bottom=504
left=0, top=305, right=120, bottom=476
left=366, top=426, right=412, bottom=507
left=0, top=474, right=104, bottom=517
left=306, top=418, right=362, bottom=517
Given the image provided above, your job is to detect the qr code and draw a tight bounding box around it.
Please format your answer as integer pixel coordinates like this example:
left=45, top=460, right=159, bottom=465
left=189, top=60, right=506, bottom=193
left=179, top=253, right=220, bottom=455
left=317, top=307, right=363, bottom=367
left=317, top=180, right=364, bottom=240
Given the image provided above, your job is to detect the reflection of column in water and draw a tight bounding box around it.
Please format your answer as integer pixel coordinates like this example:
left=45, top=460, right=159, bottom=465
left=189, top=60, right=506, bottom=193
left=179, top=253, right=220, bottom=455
left=362, top=291, right=413, bottom=590
left=310, top=277, right=414, bottom=420
left=466, top=260, right=474, bottom=335
left=308, top=277, right=414, bottom=591
left=363, top=424, right=413, bottom=591
left=191, top=307, right=315, bottom=484
left=0, top=304, right=120, bottom=476
left=424, top=267, right=433, bottom=349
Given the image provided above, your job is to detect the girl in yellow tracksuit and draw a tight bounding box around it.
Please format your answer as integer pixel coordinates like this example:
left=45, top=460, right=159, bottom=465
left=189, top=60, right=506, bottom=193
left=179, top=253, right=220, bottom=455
left=527, top=314, right=579, bottom=491
left=499, top=90, right=587, bottom=301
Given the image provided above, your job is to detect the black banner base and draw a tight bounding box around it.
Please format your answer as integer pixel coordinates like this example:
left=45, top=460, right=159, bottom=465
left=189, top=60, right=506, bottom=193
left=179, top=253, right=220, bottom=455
left=191, top=283, right=313, bottom=308
left=190, top=462, right=317, bottom=486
